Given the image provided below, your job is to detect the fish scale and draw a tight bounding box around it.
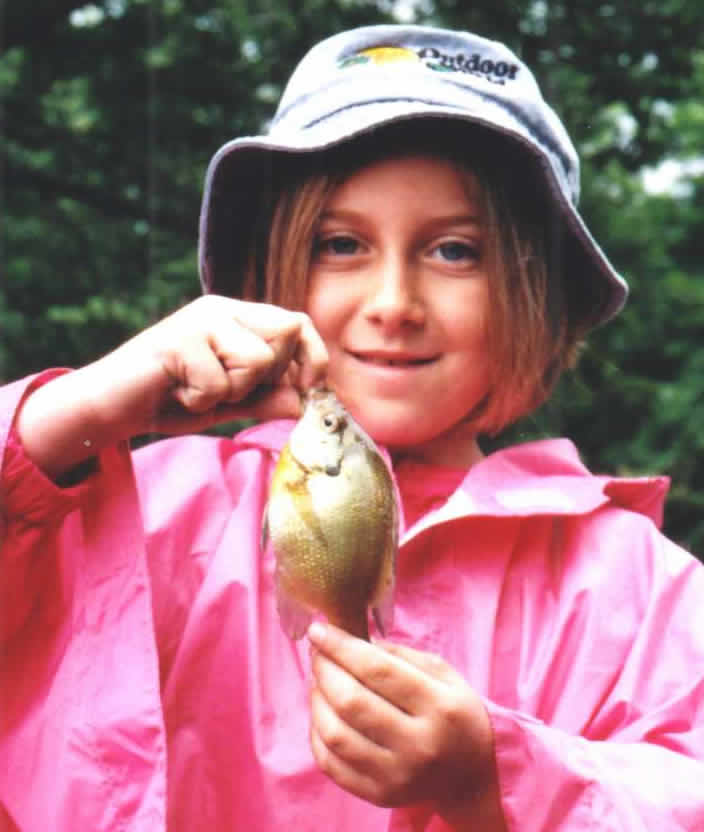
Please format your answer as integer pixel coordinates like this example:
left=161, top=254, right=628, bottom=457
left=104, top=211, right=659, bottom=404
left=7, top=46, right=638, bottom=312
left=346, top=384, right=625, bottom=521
left=261, top=388, right=398, bottom=641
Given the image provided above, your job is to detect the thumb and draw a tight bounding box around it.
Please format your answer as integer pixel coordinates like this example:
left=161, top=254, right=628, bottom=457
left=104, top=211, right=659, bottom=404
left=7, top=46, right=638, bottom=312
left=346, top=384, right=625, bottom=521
left=151, top=385, right=302, bottom=435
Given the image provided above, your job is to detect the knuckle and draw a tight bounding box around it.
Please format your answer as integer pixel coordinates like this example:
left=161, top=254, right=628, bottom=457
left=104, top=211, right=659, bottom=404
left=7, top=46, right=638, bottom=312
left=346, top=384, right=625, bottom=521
left=225, top=368, right=257, bottom=396
left=373, top=774, right=407, bottom=809
left=276, top=310, right=304, bottom=336
left=366, top=658, right=393, bottom=689
left=409, top=718, right=442, bottom=767
left=200, top=377, right=231, bottom=406
left=194, top=294, right=220, bottom=312
left=317, top=720, right=346, bottom=756
left=293, top=310, right=312, bottom=327
left=311, top=733, right=332, bottom=773
left=438, top=689, right=468, bottom=728
left=411, top=736, right=436, bottom=772
left=361, top=772, right=389, bottom=807
left=369, top=784, right=391, bottom=808
left=427, top=653, right=449, bottom=675
left=336, top=686, right=364, bottom=721
left=335, top=681, right=364, bottom=722
left=179, top=389, right=213, bottom=414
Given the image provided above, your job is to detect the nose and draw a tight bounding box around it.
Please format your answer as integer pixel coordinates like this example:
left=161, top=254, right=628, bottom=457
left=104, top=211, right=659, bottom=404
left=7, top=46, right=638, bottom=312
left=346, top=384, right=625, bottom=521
left=362, top=256, right=425, bottom=332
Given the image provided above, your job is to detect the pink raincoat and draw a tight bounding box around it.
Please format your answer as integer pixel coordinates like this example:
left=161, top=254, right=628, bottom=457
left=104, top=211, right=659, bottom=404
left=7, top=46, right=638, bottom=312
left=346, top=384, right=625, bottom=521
left=2, top=370, right=704, bottom=831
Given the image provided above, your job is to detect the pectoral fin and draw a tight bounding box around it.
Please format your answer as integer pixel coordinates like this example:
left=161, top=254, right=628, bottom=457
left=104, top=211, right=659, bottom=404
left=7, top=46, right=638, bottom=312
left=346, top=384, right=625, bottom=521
left=370, top=532, right=396, bottom=638
left=260, top=503, right=270, bottom=554
left=371, top=595, right=393, bottom=639
left=275, top=573, right=314, bottom=641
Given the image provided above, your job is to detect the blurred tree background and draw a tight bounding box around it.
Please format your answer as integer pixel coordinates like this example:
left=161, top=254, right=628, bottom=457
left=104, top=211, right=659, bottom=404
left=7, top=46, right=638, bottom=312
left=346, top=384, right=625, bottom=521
left=1, top=0, right=703, bottom=554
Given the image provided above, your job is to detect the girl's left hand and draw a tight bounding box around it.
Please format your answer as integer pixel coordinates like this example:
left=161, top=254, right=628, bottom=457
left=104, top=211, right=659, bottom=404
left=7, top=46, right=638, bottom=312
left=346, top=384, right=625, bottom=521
left=308, top=624, right=506, bottom=827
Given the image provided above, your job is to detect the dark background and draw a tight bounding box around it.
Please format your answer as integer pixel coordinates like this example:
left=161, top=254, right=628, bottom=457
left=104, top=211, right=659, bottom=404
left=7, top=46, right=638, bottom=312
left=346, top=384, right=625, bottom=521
left=2, top=0, right=703, bottom=555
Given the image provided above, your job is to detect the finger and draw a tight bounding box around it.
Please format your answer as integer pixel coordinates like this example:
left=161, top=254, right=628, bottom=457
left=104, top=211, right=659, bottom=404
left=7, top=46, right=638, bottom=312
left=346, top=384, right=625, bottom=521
left=310, top=724, right=391, bottom=806
left=375, top=641, right=458, bottom=686
left=255, top=334, right=299, bottom=388
left=208, top=320, right=279, bottom=400
left=200, top=299, right=327, bottom=393
left=169, top=339, right=232, bottom=413
left=310, top=689, right=402, bottom=809
left=308, top=623, right=429, bottom=715
left=253, top=313, right=328, bottom=392
left=312, top=651, right=411, bottom=747
left=230, top=300, right=327, bottom=365
left=232, top=385, right=302, bottom=421
left=153, top=386, right=303, bottom=435
left=242, top=303, right=328, bottom=389
left=311, top=683, right=391, bottom=761
left=293, top=314, right=328, bottom=390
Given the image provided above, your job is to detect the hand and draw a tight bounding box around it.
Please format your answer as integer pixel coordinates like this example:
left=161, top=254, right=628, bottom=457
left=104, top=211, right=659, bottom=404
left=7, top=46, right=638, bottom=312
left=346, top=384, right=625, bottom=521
left=308, top=624, right=506, bottom=828
left=16, top=296, right=328, bottom=478
left=99, top=295, right=328, bottom=435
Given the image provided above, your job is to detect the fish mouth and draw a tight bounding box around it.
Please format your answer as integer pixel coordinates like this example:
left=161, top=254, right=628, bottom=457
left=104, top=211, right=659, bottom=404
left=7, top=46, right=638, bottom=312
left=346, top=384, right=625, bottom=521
left=349, top=351, right=439, bottom=368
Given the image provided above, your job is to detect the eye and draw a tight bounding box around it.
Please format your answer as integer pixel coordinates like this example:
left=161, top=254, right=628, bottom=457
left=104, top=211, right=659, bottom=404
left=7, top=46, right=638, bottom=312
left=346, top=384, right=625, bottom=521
left=313, top=234, right=361, bottom=257
left=432, top=240, right=480, bottom=263
left=321, top=412, right=340, bottom=432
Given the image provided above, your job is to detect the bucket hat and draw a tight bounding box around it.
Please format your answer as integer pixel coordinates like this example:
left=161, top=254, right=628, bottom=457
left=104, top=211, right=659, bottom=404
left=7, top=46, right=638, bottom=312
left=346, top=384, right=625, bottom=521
left=198, top=24, right=628, bottom=328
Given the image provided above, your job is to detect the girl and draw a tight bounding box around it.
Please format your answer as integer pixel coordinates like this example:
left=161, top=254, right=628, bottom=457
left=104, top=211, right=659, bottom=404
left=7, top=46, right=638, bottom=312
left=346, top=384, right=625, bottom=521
left=2, top=24, right=703, bottom=832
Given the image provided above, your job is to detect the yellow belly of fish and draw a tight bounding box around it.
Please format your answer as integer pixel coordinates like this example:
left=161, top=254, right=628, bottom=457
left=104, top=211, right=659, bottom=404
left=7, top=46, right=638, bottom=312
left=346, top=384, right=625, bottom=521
left=268, top=454, right=393, bottom=637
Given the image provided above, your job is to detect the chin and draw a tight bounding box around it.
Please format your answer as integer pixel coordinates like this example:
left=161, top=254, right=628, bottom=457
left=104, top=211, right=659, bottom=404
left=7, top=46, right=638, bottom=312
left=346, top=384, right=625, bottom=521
left=344, top=403, right=439, bottom=449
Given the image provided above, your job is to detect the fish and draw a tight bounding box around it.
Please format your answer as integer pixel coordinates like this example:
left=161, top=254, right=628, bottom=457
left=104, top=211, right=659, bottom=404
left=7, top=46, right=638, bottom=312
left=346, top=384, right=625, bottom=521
left=261, top=387, right=398, bottom=641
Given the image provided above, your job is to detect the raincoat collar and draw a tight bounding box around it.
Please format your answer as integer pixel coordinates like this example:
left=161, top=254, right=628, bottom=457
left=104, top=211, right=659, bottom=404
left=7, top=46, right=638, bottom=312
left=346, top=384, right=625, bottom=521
left=233, top=420, right=670, bottom=532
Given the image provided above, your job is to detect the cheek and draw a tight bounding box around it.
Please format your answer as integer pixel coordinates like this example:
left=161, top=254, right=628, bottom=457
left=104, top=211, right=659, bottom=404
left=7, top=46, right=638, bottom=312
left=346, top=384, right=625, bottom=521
left=439, top=288, right=489, bottom=348
left=305, top=281, right=351, bottom=340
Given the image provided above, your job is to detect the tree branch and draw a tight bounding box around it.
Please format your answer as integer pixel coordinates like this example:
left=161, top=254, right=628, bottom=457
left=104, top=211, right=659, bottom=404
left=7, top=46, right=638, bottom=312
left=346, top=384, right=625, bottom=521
left=1, top=1, right=95, bottom=53
left=3, top=150, right=197, bottom=237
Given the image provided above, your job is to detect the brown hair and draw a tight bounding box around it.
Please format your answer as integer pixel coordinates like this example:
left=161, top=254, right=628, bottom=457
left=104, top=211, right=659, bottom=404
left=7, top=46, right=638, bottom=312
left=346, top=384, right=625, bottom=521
left=241, top=121, right=589, bottom=435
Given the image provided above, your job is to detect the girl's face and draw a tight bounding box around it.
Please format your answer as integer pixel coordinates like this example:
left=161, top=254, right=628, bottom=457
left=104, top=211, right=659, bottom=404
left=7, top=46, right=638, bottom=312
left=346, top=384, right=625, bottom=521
left=305, top=154, right=491, bottom=466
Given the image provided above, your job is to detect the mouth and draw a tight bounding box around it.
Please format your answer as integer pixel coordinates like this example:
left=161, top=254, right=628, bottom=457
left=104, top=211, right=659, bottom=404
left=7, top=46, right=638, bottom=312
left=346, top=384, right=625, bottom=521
left=349, top=351, right=439, bottom=368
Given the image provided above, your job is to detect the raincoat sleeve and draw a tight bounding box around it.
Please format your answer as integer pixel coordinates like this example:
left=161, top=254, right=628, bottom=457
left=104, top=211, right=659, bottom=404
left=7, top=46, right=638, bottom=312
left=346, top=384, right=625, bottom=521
left=485, top=524, right=704, bottom=831
left=0, top=372, right=167, bottom=830
left=0, top=371, right=91, bottom=643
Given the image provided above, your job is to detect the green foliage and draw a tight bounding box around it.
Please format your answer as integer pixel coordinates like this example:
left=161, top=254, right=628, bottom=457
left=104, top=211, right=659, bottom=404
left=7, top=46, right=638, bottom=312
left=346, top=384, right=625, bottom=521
left=2, top=0, right=703, bottom=554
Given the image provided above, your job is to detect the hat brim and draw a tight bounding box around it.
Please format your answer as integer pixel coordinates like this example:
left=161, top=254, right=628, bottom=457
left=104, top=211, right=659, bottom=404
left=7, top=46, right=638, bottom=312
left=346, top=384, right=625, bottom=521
left=199, top=101, right=627, bottom=328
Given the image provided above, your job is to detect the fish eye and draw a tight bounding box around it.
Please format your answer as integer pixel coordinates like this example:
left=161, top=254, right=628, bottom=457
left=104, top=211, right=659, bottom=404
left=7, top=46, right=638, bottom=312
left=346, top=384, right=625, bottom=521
left=322, top=412, right=339, bottom=432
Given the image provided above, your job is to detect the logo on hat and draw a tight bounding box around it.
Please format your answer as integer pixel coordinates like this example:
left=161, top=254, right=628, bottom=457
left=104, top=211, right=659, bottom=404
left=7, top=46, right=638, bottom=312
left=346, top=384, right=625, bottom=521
left=338, top=46, right=420, bottom=68
left=338, top=44, right=519, bottom=85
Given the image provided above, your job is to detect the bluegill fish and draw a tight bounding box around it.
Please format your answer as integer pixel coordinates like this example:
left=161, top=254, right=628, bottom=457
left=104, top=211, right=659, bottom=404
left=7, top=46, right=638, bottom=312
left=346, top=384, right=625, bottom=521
left=262, top=388, right=398, bottom=641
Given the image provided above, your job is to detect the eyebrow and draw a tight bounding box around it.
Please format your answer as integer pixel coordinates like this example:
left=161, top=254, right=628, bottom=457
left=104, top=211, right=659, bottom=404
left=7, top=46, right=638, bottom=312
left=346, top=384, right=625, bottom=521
left=318, top=210, right=483, bottom=228
left=421, top=213, right=483, bottom=228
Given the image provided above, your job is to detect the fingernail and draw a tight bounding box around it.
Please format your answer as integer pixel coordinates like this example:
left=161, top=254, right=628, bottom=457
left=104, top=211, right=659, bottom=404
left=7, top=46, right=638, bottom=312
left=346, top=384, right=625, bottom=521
left=308, top=621, right=326, bottom=643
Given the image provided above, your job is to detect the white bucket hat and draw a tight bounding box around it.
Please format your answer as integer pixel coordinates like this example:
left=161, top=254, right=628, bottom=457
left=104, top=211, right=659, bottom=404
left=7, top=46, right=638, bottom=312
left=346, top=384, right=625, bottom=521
left=198, top=24, right=628, bottom=328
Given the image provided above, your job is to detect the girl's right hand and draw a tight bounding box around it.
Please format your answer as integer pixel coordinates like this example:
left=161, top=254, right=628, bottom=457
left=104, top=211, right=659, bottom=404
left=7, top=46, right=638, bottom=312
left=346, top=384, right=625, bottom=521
left=15, top=296, right=329, bottom=479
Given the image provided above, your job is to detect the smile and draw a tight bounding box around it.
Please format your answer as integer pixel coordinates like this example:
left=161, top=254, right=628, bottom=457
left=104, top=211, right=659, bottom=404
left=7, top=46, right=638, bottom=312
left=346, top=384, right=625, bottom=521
left=350, top=352, right=438, bottom=368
